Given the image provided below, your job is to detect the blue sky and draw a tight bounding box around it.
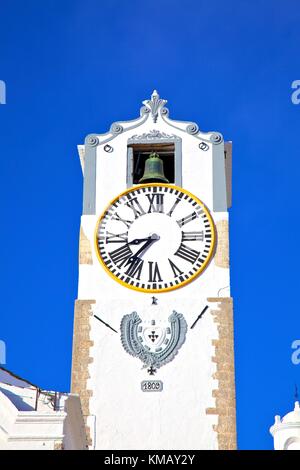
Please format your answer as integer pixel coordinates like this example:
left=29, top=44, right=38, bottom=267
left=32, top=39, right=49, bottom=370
left=1, top=0, right=300, bottom=450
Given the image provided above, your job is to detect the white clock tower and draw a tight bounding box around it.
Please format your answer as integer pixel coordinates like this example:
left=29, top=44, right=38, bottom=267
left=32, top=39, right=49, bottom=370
left=71, top=91, right=236, bottom=450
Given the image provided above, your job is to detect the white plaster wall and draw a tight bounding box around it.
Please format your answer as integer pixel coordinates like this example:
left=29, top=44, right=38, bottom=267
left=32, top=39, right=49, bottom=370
left=0, top=409, right=65, bottom=450
left=87, top=297, right=219, bottom=449
left=80, top=218, right=227, bottom=448
left=78, top=113, right=230, bottom=449
left=0, top=387, right=86, bottom=450
left=273, top=427, right=300, bottom=450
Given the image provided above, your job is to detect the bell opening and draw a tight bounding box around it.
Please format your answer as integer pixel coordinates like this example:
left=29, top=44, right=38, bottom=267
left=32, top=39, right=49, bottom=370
left=130, top=143, right=175, bottom=184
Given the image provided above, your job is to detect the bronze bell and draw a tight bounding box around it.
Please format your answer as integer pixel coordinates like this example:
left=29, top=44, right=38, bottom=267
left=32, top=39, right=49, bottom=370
left=139, top=152, right=169, bottom=184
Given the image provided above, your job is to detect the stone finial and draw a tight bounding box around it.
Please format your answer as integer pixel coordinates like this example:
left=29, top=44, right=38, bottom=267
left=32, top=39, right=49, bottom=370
left=142, top=90, right=167, bottom=123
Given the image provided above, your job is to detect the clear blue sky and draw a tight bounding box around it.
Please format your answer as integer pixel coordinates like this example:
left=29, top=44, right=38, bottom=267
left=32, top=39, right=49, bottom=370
left=1, top=0, right=300, bottom=450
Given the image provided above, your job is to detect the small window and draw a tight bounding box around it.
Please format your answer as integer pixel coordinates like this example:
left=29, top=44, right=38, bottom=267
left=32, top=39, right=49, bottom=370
left=128, top=143, right=175, bottom=185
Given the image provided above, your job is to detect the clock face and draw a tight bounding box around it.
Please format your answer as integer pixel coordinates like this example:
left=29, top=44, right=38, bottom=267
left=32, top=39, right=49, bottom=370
left=95, top=184, right=215, bottom=292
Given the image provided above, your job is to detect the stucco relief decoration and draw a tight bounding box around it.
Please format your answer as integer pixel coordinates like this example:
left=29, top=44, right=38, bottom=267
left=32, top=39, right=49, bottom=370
left=86, top=135, right=99, bottom=147
left=110, top=123, right=124, bottom=135
left=128, top=130, right=180, bottom=142
left=210, top=132, right=223, bottom=144
left=199, top=142, right=209, bottom=151
left=142, top=90, right=167, bottom=123
left=120, top=311, right=187, bottom=375
left=104, top=144, right=113, bottom=153
left=186, top=123, right=199, bottom=135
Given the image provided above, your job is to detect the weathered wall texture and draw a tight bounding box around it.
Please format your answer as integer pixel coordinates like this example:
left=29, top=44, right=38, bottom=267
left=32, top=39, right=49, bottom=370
left=79, top=227, right=93, bottom=265
left=206, top=297, right=236, bottom=450
left=71, top=300, right=95, bottom=446
left=214, top=220, right=229, bottom=268
left=54, top=441, right=64, bottom=450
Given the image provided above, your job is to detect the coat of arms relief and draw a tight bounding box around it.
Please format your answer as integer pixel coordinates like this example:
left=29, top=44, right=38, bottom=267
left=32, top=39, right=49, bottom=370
left=120, top=311, right=187, bottom=376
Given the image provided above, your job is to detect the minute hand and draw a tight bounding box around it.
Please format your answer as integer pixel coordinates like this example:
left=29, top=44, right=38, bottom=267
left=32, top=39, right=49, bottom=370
left=135, top=238, right=155, bottom=258
left=127, top=235, right=159, bottom=264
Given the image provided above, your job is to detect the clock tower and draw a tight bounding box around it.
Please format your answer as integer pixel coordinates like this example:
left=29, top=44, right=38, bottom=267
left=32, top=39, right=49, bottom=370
left=71, top=91, right=236, bottom=450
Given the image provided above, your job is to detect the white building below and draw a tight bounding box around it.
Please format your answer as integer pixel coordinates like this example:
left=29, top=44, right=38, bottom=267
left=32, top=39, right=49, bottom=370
left=270, top=401, right=300, bottom=450
left=0, top=367, right=87, bottom=450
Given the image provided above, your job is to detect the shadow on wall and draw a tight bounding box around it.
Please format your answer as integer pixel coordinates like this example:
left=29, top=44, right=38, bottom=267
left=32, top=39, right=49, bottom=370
left=0, top=386, right=34, bottom=411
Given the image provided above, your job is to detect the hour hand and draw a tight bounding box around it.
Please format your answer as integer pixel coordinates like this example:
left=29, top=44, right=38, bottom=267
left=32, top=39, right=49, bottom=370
left=126, top=239, right=153, bottom=265
left=126, top=234, right=160, bottom=265
left=128, top=237, right=150, bottom=246
left=128, top=234, right=160, bottom=246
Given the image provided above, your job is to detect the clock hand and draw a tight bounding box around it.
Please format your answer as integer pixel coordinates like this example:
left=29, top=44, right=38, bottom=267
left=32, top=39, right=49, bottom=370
left=128, top=239, right=154, bottom=263
left=134, top=234, right=160, bottom=258
left=126, top=234, right=160, bottom=265
left=128, top=233, right=160, bottom=246
left=128, top=237, right=151, bottom=246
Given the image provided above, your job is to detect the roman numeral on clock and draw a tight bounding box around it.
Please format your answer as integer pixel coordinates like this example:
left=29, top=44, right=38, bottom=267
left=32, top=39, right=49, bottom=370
left=175, top=243, right=200, bottom=264
left=109, top=244, right=132, bottom=267
left=168, top=258, right=184, bottom=277
left=125, top=258, right=144, bottom=280
left=182, top=231, right=204, bottom=242
left=167, top=197, right=181, bottom=217
left=177, top=212, right=198, bottom=227
left=148, top=262, right=163, bottom=283
left=126, top=197, right=146, bottom=219
left=111, top=212, right=133, bottom=229
left=146, top=193, right=164, bottom=213
left=105, top=231, right=128, bottom=243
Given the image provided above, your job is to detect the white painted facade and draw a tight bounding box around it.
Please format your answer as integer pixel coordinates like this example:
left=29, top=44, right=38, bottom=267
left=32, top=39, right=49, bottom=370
left=76, top=91, right=233, bottom=449
left=270, top=401, right=300, bottom=450
left=0, top=367, right=87, bottom=450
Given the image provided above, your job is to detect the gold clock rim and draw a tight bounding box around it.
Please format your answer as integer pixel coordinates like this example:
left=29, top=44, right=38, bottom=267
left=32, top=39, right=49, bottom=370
left=94, top=183, right=216, bottom=293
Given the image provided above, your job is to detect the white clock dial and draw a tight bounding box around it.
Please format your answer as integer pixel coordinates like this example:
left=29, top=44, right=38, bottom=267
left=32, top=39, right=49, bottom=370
left=95, top=184, right=215, bottom=292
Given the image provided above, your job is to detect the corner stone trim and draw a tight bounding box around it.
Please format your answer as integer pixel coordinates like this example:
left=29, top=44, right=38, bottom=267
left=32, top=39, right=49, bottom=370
left=71, top=300, right=95, bottom=447
left=214, top=220, right=229, bottom=268
left=206, top=297, right=237, bottom=450
left=54, top=441, right=64, bottom=450
left=79, top=227, right=93, bottom=265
